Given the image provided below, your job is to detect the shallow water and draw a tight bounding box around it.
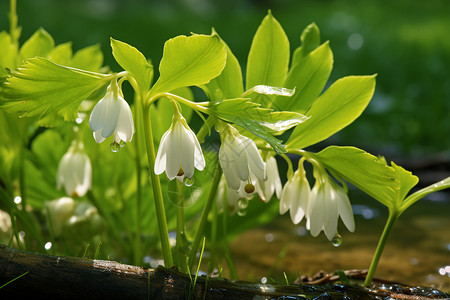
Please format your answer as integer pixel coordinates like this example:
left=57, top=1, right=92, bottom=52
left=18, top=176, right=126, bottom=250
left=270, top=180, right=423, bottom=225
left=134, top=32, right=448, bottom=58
left=230, top=189, right=450, bottom=291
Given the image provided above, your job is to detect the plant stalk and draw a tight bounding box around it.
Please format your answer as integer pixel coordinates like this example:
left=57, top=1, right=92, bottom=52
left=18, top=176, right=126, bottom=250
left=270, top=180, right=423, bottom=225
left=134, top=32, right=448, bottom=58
left=133, top=93, right=143, bottom=266
left=364, top=210, right=399, bottom=286
left=176, top=183, right=188, bottom=273
left=143, top=104, right=173, bottom=267
left=188, top=162, right=222, bottom=271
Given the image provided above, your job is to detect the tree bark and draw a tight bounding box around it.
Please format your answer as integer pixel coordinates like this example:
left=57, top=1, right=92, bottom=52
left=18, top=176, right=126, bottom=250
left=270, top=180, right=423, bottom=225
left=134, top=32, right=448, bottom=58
left=0, top=244, right=448, bottom=299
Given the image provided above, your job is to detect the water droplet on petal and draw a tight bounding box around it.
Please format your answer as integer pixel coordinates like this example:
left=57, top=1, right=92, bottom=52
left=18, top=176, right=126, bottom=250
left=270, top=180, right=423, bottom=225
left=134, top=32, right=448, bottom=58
left=183, top=176, right=194, bottom=187
left=119, top=140, right=126, bottom=147
left=237, top=198, right=248, bottom=210
left=110, top=142, right=120, bottom=152
left=331, top=233, right=343, bottom=247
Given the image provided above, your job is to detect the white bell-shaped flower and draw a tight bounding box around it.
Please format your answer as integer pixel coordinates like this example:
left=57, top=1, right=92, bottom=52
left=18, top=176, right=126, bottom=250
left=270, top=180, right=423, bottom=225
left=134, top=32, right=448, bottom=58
left=57, top=141, right=92, bottom=198
left=308, top=172, right=355, bottom=241
left=218, top=124, right=266, bottom=190
left=279, top=160, right=311, bottom=224
left=89, top=80, right=134, bottom=146
left=255, top=156, right=282, bottom=202
left=45, top=197, right=75, bottom=236
left=154, top=110, right=205, bottom=180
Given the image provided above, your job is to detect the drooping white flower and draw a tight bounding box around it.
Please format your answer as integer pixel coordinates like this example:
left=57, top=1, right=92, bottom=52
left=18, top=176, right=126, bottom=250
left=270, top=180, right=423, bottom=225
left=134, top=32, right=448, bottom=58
left=154, top=111, right=205, bottom=180
left=45, top=197, right=75, bottom=236
left=279, top=160, right=311, bottom=224
left=218, top=124, right=266, bottom=190
left=89, top=80, right=134, bottom=146
left=57, top=141, right=92, bottom=198
left=255, top=156, right=282, bottom=202
left=308, top=174, right=355, bottom=241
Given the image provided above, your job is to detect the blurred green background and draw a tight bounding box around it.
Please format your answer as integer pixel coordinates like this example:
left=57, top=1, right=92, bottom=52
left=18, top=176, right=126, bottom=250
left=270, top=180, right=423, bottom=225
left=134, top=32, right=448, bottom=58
left=1, top=0, right=449, bottom=157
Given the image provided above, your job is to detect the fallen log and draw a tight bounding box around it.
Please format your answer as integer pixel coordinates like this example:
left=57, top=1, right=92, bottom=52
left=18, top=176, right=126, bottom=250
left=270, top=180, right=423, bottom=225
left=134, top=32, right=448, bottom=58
left=0, top=244, right=448, bottom=299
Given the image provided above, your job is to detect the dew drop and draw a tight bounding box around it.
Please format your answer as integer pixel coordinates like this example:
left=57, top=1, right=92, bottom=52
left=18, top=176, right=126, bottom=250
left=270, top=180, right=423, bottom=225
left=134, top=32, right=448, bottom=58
left=110, top=142, right=120, bottom=152
left=119, top=140, right=126, bottom=147
left=237, top=209, right=247, bottom=217
left=237, top=198, right=248, bottom=210
left=331, top=233, right=343, bottom=247
left=183, top=176, right=194, bottom=187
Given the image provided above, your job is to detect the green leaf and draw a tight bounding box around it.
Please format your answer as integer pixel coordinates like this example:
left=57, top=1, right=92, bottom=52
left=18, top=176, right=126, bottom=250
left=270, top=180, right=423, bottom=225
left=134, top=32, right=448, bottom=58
left=209, top=98, right=293, bottom=153
left=71, top=44, right=104, bottom=72
left=111, top=38, right=153, bottom=93
left=202, top=31, right=243, bottom=103
left=48, top=42, right=73, bottom=65
left=19, top=28, right=54, bottom=63
left=288, top=75, right=376, bottom=149
left=259, top=111, right=309, bottom=135
left=150, top=34, right=226, bottom=97
left=246, top=11, right=289, bottom=90
left=315, top=146, right=398, bottom=208
left=0, top=57, right=107, bottom=126
left=292, top=22, right=321, bottom=66
left=390, top=162, right=418, bottom=208
left=275, top=42, right=333, bottom=114
left=242, top=85, right=295, bottom=98
left=0, top=31, right=18, bottom=70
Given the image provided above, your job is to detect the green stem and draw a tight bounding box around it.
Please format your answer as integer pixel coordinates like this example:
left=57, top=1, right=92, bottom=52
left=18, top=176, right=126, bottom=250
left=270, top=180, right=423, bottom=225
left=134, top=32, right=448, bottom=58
left=9, top=0, right=19, bottom=47
left=176, top=182, right=188, bottom=273
left=364, top=210, right=399, bottom=286
left=18, top=146, right=27, bottom=210
left=143, top=104, right=173, bottom=267
left=133, top=93, right=143, bottom=266
left=196, top=115, right=216, bottom=144
left=188, top=162, right=222, bottom=271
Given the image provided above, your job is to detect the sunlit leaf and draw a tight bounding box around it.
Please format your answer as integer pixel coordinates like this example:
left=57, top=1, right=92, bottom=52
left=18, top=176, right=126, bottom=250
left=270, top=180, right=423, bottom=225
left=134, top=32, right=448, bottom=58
left=275, top=42, right=333, bottom=114
left=209, top=98, right=297, bottom=153
left=150, top=34, right=226, bottom=97
left=0, top=31, right=18, bottom=70
left=246, top=11, right=289, bottom=90
left=242, top=85, right=295, bottom=98
left=0, top=57, right=108, bottom=126
left=111, top=38, right=153, bottom=93
left=19, top=28, right=54, bottom=63
left=202, top=31, right=243, bottom=103
left=48, top=42, right=73, bottom=65
left=288, top=75, right=376, bottom=149
left=315, top=146, right=398, bottom=208
left=292, top=22, right=321, bottom=66
left=71, top=44, right=104, bottom=72
left=390, top=162, right=419, bottom=208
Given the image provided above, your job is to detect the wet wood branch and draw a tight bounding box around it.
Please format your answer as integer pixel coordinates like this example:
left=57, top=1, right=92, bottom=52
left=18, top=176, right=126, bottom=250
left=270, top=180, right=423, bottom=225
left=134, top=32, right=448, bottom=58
left=0, top=244, right=448, bottom=299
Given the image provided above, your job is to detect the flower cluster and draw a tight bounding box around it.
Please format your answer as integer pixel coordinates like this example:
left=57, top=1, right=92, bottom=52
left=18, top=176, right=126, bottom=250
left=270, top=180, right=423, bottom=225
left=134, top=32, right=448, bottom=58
left=85, top=77, right=355, bottom=242
left=280, top=159, right=355, bottom=240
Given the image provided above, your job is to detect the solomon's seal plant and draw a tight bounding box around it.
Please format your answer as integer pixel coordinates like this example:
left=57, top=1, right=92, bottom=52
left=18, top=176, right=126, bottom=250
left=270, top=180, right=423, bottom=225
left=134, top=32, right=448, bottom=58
left=1, top=1, right=449, bottom=289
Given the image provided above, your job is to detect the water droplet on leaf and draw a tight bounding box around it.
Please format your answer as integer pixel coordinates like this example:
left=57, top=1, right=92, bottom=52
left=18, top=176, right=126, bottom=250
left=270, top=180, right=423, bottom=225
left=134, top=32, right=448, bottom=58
left=110, top=142, right=120, bottom=152
left=331, top=233, right=343, bottom=247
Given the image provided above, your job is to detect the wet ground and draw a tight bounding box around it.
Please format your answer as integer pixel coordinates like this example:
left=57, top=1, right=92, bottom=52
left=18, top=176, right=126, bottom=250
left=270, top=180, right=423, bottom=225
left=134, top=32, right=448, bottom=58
left=229, top=189, right=450, bottom=292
